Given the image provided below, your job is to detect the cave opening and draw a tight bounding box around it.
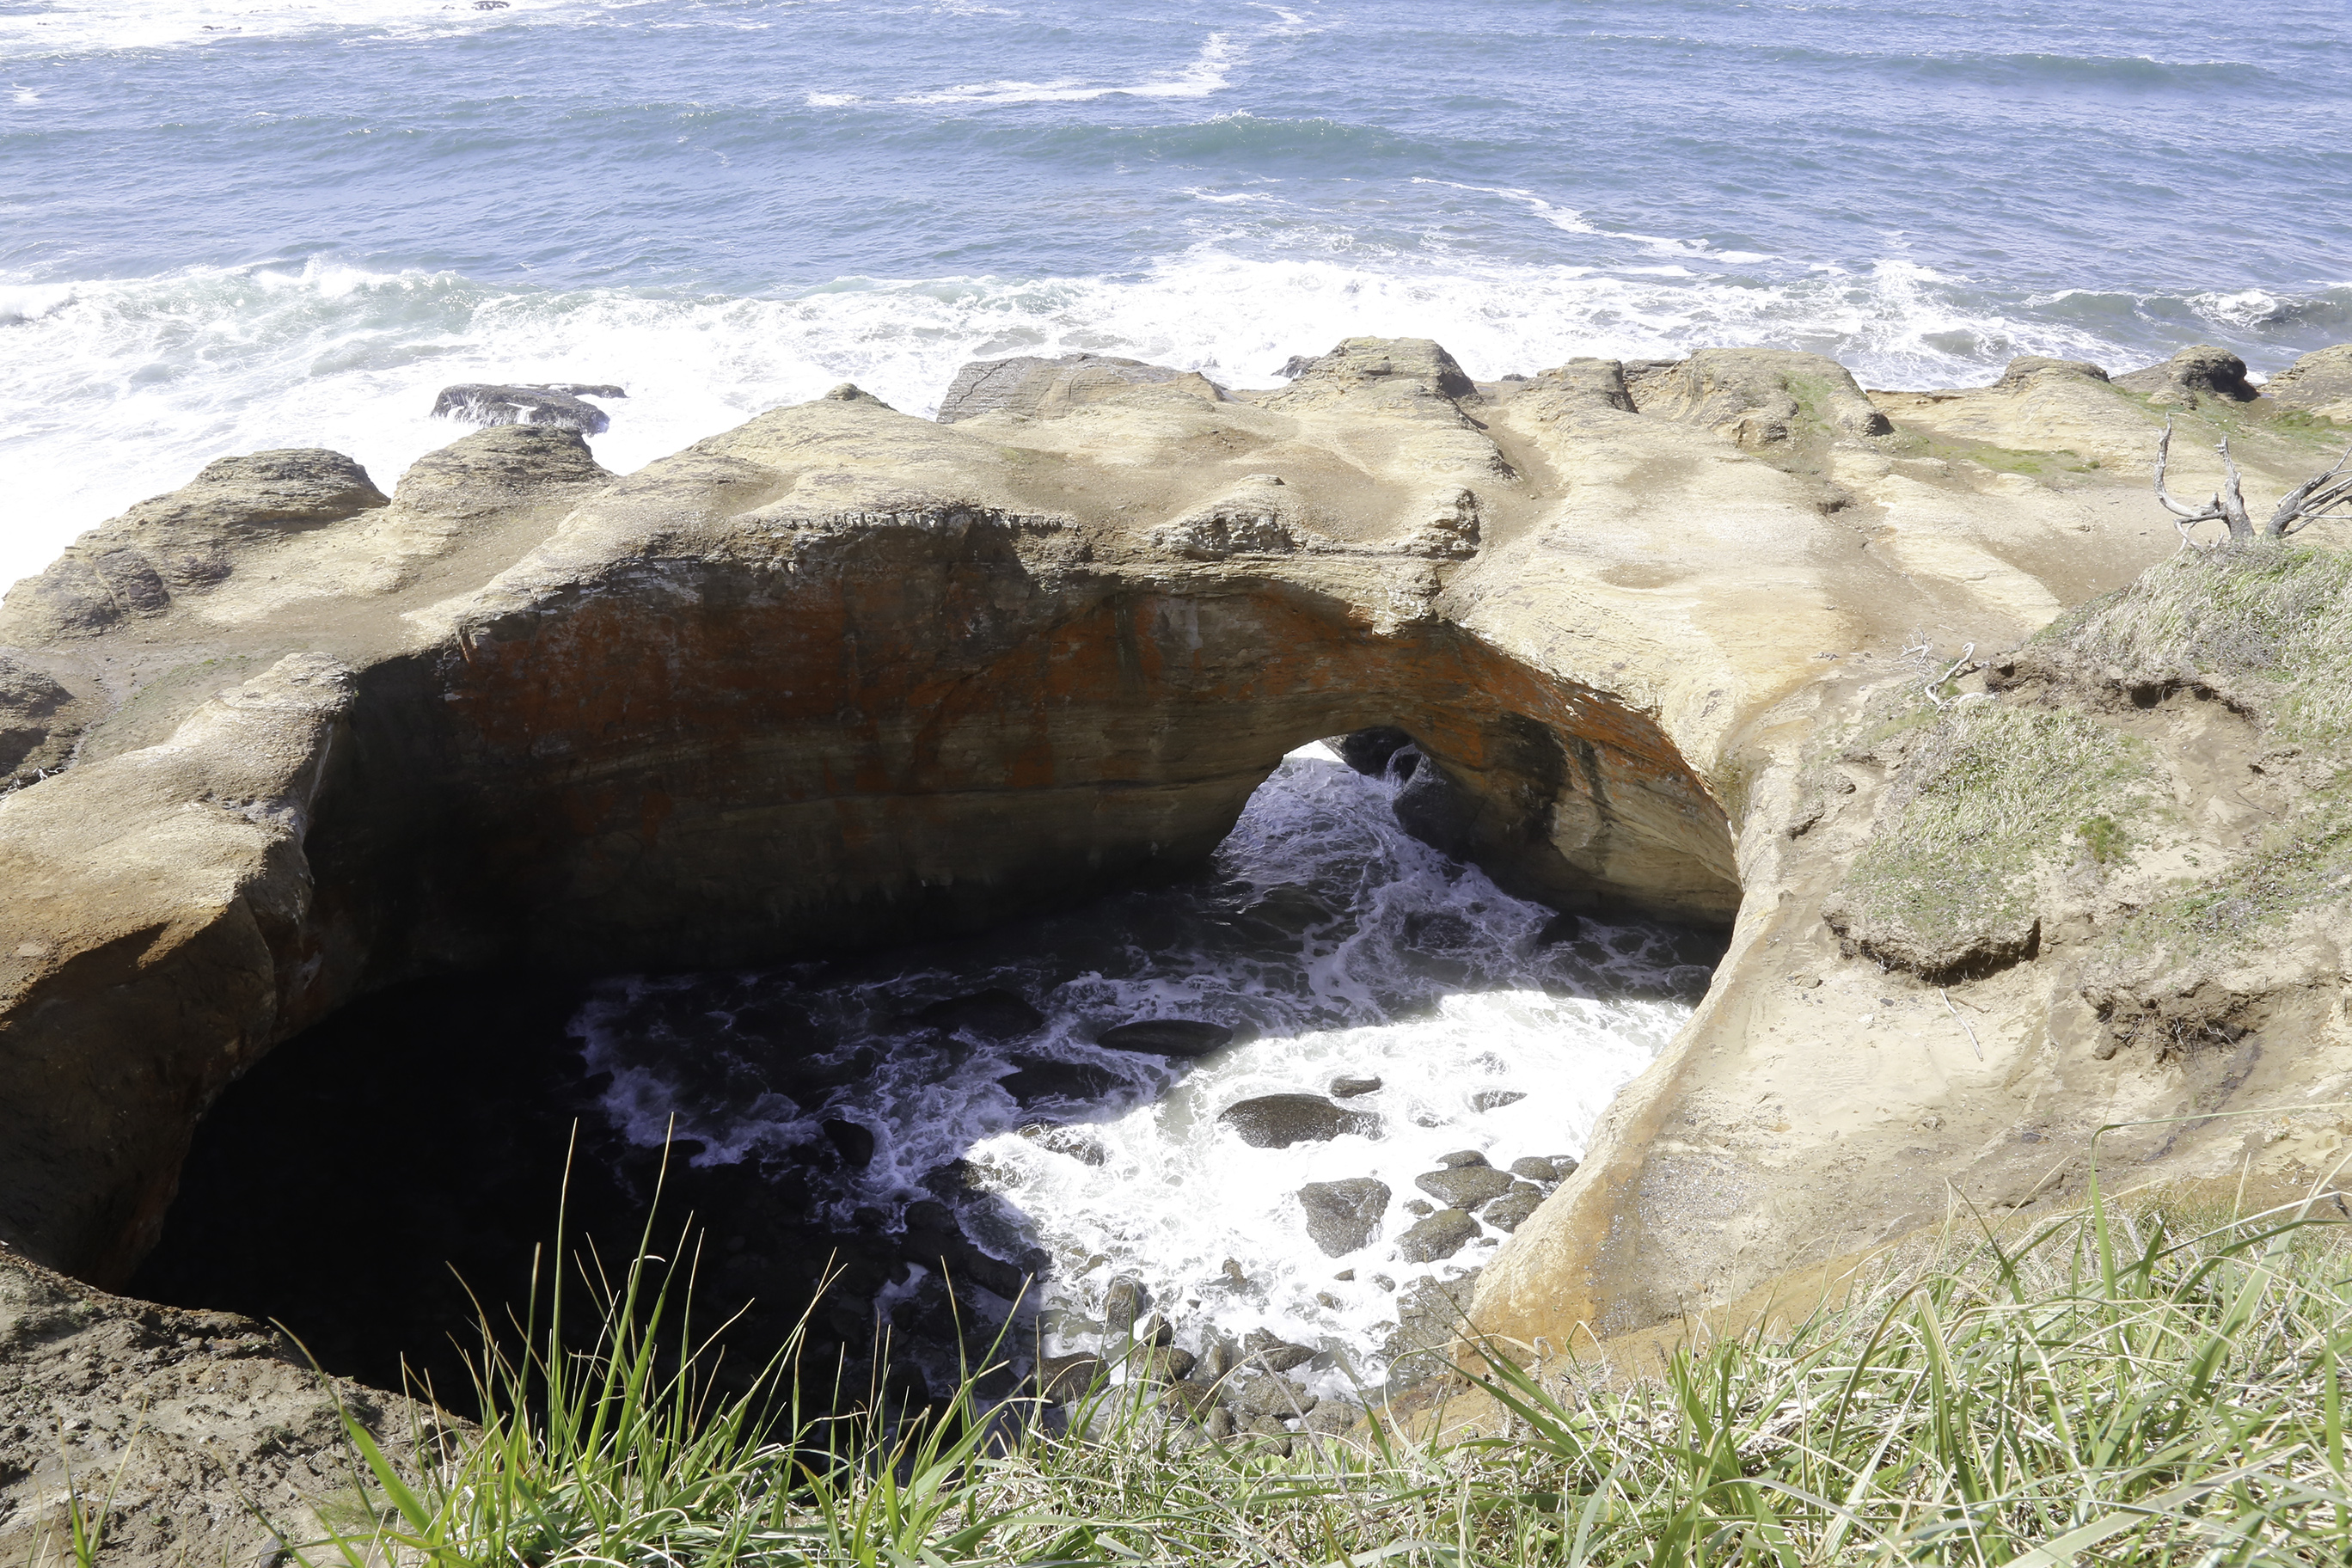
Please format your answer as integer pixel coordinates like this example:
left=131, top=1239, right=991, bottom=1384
left=129, top=726, right=1726, bottom=1415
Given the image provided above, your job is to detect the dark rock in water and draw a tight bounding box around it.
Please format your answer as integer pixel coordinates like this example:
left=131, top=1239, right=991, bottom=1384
left=1481, top=1182, right=1547, bottom=1233
left=1219, top=1093, right=1379, bottom=1148
left=1234, top=1373, right=1318, bottom=1419
left=1397, top=1207, right=1480, bottom=1262
left=997, top=1053, right=1126, bottom=1105
left=1161, top=1377, right=1222, bottom=1418
left=1300, top=1400, right=1361, bottom=1436
left=1508, top=1155, right=1564, bottom=1184
left=1103, top=1276, right=1148, bottom=1336
left=1243, top=885, right=1336, bottom=934
left=916, top=988, right=1044, bottom=1041
left=1328, top=1074, right=1382, bottom=1099
left=1095, top=1019, right=1233, bottom=1057
left=1018, top=1122, right=1106, bottom=1166
left=1391, top=751, right=1478, bottom=854
left=1133, top=1344, right=1194, bottom=1382
left=1199, top=1337, right=1240, bottom=1379
left=1471, top=1088, right=1526, bottom=1112
left=1217, top=1259, right=1252, bottom=1292
left=1436, top=1149, right=1489, bottom=1169
left=1415, top=1165, right=1513, bottom=1210
left=1277, top=353, right=1324, bottom=380
left=1243, top=1327, right=1317, bottom=1373
left=1038, top=1352, right=1104, bottom=1402
left=1537, top=1155, right=1581, bottom=1182
left=431, top=383, right=616, bottom=434
left=1534, top=912, right=1583, bottom=946
left=1297, top=1177, right=1389, bottom=1257
left=822, top=1118, right=875, bottom=1168
left=1331, top=726, right=1414, bottom=776
left=1383, top=1273, right=1478, bottom=1387
left=1134, top=1311, right=1174, bottom=1347
left=1404, top=1198, right=1434, bottom=1217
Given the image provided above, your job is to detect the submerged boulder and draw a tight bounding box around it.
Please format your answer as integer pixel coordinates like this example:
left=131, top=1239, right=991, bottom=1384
left=1297, top=1177, right=1390, bottom=1257
left=1220, top=1094, right=1380, bottom=1148
left=430, top=383, right=619, bottom=433
left=1095, top=1019, right=1233, bottom=1057
left=1414, top=1165, right=1513, bottom=1210
left=915, top=988, right=1045, bottom=1041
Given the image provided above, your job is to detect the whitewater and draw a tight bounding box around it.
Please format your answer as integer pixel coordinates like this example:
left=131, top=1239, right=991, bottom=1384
left=4, top=0, right=2349, bottom=591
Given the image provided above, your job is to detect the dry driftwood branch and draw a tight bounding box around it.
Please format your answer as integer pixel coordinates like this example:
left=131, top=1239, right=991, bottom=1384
left=2155, top=417, right=2352, bottom=545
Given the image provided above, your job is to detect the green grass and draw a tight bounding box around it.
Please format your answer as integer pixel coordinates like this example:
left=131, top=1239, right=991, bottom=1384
left=246, top=1149, right=2352, bottom=1568
left=1837, top=702, right=2153, bottom=962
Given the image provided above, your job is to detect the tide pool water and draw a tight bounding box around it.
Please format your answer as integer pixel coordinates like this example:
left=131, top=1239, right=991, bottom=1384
left=576, top=746, right=1712, bottom=1384
left=5, top=0, right=2349, bottom=588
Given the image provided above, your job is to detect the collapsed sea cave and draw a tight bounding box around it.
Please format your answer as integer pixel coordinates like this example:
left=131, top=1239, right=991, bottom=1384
left=129, top=731, right=1726, bottom=1425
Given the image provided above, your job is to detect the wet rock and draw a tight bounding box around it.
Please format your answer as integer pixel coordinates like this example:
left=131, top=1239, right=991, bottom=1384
left=1216, top=1259, right=1252, bottom=1292
left=1131, top=1344, right=1196, bottom=1382
left=430, top=383, right=616, bottom=434
left=1103, top=1276, right=1148, bottom=1336
left=1017, top=1122, right=1106, bottom=1166
left=1244, top=885, right=1337, bottom=934
left=1242, top=1327, right=1316, bottom=1372
left=997, top=1053, right=1127, bottom=1105
left=1383, top=1273, right=1478, bottom=1387
left=1436, top=1150, right=1490, bottom=1169
left=1204, top=1406, right=1237, bottom=1440
left=1199, top=1337, right=1240, bottom=1379
left=1397, top=1208, right=1480, bottom=1262
left=1332, top=726, right=1415, bottom=776
left=1234, top=1374, right=1318, bottom=1420
left=1329, top=1074, right=1383, bottom=1099
left=1534, top=911, right=1583, bottom=945
left=1391, top=750, right=1479, bottom=855
left=1470, top=1088, right=1526, bottom=1112
left=1219, top=1093, right=1379, bottom=1148
left=1300, top=1400, right=1362, bottom=1436
left=1277, top=353, right=1323, bottom=380
left=1134, top=1311, right=1175, bottom=1347
left=822, top=1118, right=875, bottom=1168
left=1297, top=1177, right=1390, bottom=1257
left=1161, top=1376, right=1220, bottom=1417
left=1481, top=1181, right=1547, bottom=1233
left=1095, top=1019, right=1234, bottom=1057
left=915, top=988, right=1045, bottom=1041
left=1405, top=1198, right=1435, bottom=1217
left=1415, top=1165, right=1513, bottom=1210
left=1237, top=1412, right=1292, bottom=1454
left=1038, top=1352, right=1105, bottom=1402
left=1508, top=1155, right=1564, bottom=1183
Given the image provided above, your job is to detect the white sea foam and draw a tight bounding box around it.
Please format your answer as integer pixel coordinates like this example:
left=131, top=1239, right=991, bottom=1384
left=893, top=31, right=1237, bottom=105
left=577, top=747, right=1701, bottom=1386
left=0, top=247, right=2206, bottom=590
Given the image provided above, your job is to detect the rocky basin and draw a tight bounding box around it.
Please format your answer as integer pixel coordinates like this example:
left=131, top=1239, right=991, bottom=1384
left=6, top=334, right=2352, bottom=1555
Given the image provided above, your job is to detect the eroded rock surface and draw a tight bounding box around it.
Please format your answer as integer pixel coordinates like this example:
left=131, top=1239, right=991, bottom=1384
left=3, top=334, right=2351, bottom=1414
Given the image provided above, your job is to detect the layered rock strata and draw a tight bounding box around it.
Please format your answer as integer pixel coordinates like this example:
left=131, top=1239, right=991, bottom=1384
left=3, top=333, right=2349, bottom=1392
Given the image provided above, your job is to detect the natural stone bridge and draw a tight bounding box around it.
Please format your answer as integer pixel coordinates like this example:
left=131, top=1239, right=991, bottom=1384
left=5, top=335, right=2346, bottom=1364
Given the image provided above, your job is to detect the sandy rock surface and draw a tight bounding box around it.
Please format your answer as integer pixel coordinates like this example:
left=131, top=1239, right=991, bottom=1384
left=3, top=335, right=2350, bottom=1453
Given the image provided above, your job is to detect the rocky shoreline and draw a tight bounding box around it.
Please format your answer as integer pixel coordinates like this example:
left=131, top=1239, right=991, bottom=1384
left=6, top=334, right=2352, bottom=1561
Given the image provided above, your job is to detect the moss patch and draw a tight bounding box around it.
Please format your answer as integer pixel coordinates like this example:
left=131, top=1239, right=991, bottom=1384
left=1839, top=703, right=2153, bottom=969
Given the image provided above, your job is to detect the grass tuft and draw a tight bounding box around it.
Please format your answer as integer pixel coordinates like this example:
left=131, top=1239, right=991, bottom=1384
left=274, top=1151, right=2352, bottom=1567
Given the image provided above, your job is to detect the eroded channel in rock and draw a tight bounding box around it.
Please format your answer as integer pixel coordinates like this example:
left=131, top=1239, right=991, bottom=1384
left=135, top=740, right=1718, bottom=1412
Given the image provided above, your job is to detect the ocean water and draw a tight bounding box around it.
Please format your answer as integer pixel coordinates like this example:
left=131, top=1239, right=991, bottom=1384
left=577, top=744, right=1713, bottom=1388
left=4, top=0, right=2349, bottom=589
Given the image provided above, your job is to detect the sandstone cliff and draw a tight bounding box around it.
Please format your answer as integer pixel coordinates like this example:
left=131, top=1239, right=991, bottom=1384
left=2, top=334, right=2348, bottom=1396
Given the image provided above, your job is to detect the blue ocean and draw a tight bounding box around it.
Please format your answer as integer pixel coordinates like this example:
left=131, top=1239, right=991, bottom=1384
left=3, top=0, right=2349, bottom=584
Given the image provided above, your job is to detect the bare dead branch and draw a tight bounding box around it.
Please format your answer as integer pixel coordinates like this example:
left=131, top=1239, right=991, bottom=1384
left=2215, top=438, right=2255, bottom=541
left=2153, top=418, right=2225, bottom=531
left=2270, top=442, right=2352, bottom=539
left=2154, top=420, right=2352, bottom=546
